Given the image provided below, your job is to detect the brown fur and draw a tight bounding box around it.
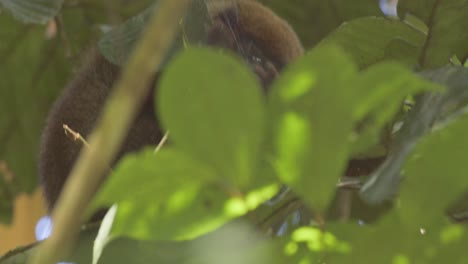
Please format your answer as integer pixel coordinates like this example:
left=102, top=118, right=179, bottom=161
left=38, top=0, right=304, bottom=211
left=38, top=51, right=163, bottom=210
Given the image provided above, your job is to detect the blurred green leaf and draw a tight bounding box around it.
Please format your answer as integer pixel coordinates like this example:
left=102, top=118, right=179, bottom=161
left=157, top=47, right=265, bottom=189
left=0, top=15, right=70, bottom=198
left=93, top=147, right=278, bottom=241
left=361, top=66, right=467, bottom=204
left=318, top=17, right=425, bottom=68
left=326, top=216, right=423, bottom=263
left=96, top=221, right=275, bottom=264
left=267, top=45, right=358, bottom=213
left=398, top=0, right=468, bottom=68
left=98, top=5, right=155, bottom=66
left=401, top=115, right=468, bottom=226
left=26, top=221, right=276, bottom=264
left=350, top=62, right=438, bottom=157
left=92, top=148, right=224, bottom=241
left=0, top=0, right=63, bottom=24
left=268, top=45, right=436, bottom=213
left=262, top=0, right=383, bottom=47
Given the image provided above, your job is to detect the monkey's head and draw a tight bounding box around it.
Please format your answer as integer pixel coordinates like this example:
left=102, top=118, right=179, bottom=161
left=206, top=0, right=304, bottom=89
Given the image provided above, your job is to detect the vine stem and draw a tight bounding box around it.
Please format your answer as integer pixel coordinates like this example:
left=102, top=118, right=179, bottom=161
left=29, top=0, right=192, bottom=263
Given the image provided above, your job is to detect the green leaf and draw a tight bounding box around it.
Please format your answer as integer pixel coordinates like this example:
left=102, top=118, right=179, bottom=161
left=93, top=148, right=276, bottom=241
left=59, top=222, right=277, bottom=264
left=360, top=66, right=467, bottom=204
left=421, top=66, right=468, bottom=126
left=97, top=221, right=275, bottom=264
left=99, top=0, right=210, bottom=66
left=0, top=14, right=71, bottom=198
left=268, top=45, right=442, bottom=213
left=427, top=225, right=468, bottom=264
left=157, top=47, right=265, bottom=189
left=318, top=17, right=425, bottom=68
left=267, top=45, right=358, bottom=212
left=326, top=216, right=423, bottom=264
left=98, top=5, right=154, bottom=66
left=265, top=0, right=384, bottom=47
left=350, top=62, right=438, bottom=157
left=92, top=148, right=227, bottom=240
left=401, top=115, right=468, bottom=226
left=398, top=0, right=468, bottom=68
left=0, top=0, right=63, bottom=24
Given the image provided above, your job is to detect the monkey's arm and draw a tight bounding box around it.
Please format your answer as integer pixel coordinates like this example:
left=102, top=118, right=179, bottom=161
left=39, top=50, right=162, bottom=211
left=38, top=51, right=121, bottom=209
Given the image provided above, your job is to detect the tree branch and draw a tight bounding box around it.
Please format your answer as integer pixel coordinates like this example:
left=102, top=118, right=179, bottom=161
left=29, top=1, right=192, bottom=263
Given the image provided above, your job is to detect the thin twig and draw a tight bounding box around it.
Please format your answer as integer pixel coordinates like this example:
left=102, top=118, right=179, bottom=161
left=63, top=124, right=90, bottom=147
left=335, top=189, right=352, bottom=221
left=154, top=131, right=169, bottom=153
left=63, top=124, right=114, bottom=177
left=336, top=178, right=362, bottom=190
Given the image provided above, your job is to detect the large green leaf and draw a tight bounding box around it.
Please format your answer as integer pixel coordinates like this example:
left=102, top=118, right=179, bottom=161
left=360, top=66, right=467, bottom=204
left=96, top=221, right=275, bottom=264
left=0, top=15, right=70, bottom=198
left=326, top=215, right=468, bottom=264
left=349, top=62, right=439, bottom=157
left=401, top=115, right=468, bottom=226
left=267, top=44, right=437, bottom=213
left=4, top=222, right=275, bottom=264
left=92, top=148, right=225, bottom=241
left=318, top=17, right=425, bottom=68
left=267, top=45, right=358, bottom=213
left=92, top=146, right=278, bottom=241
left=398, top=0, right=468, bottom=68
left=157, top=47, right=266, bottom=189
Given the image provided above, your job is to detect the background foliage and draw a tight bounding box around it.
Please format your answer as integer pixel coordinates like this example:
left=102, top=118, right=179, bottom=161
left=0, top=0, right=468, bottom=263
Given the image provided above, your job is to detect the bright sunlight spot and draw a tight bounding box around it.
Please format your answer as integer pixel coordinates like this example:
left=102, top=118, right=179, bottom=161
left=440, top=225, right=464, bottom=244
left=244, top=184, right=279, bottom=210
left=225, top=197, right=248, bottom=216
left=281, top=72, right=316, bottom=101
left=284, top=241, right=298, bottom=255
left=291, top=227, right=351, bottom=253
left=275, top=112, right=310, bottom=183
left=392, top=254, right=410, bottom=264
left=292, top=227, right=321, bottom=242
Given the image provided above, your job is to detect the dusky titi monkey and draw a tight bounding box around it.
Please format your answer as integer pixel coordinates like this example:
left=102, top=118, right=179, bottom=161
left=38, top=0, right=304, bottom=211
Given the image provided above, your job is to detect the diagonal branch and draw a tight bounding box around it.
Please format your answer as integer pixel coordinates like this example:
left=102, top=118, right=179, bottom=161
left=29, top=1, right=192, bottom=263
